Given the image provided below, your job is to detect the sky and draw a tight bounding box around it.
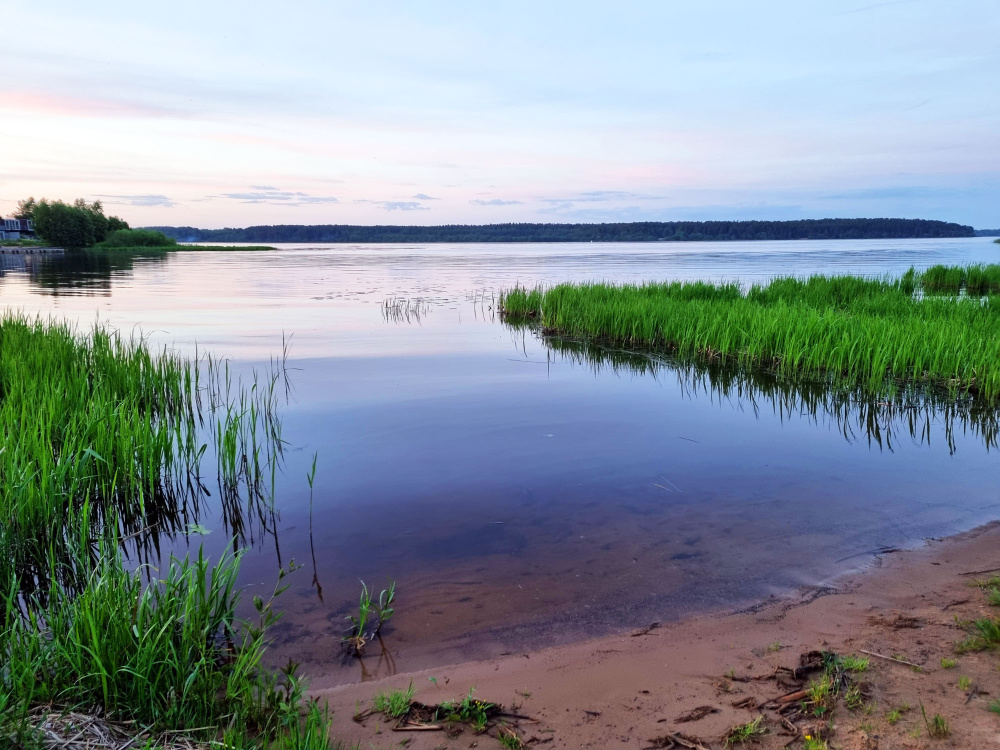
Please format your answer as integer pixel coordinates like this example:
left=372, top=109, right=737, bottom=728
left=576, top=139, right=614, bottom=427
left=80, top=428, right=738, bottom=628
left=1, top=0, right=998, bottom=229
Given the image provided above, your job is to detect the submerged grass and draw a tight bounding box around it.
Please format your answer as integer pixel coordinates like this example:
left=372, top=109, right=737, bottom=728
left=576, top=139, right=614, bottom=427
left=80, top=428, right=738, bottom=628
left=501, top=270, right=1000, bottom=402
left=0, top=313, right=331, bottom=747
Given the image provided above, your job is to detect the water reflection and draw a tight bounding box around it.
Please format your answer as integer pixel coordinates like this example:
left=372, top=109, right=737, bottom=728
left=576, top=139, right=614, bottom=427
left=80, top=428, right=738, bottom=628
left=5, top=250, right=168, bottom=297
left=522, top=331, right=999, bottom=455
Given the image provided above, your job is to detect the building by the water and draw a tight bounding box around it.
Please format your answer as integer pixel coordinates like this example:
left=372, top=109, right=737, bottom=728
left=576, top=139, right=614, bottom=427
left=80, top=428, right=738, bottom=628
left=1, top=218, right=36, bottom=240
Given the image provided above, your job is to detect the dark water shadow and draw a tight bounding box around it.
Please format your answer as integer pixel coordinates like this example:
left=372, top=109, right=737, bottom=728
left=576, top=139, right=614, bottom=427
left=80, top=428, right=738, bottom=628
left=527, top=331, right=1000, bottom=455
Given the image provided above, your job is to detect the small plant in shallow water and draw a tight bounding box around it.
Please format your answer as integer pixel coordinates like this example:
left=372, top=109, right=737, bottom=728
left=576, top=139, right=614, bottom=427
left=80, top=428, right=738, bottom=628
left=343, top=579, right=397, bottom=655
left=723, top=715, right=766, bottom=747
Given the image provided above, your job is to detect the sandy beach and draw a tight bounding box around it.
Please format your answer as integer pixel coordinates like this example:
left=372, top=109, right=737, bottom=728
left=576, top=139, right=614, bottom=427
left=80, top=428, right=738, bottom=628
left=320, top=522, right=1000, bottom=749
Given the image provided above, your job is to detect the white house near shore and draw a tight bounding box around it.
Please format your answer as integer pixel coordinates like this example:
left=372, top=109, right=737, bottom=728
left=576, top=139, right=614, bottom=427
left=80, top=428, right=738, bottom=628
left=0, top=218, right=35, bottom=240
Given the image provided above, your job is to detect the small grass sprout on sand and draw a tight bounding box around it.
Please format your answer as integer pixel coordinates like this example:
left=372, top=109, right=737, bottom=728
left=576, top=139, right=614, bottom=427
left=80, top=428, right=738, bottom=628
left=805, top=675, right=834, bottom=716
left=723, top=715, right=766, bottom=747
left=955, top=616, right=1000, bottom=653
left=839, top=655, right=869, bottom=672
left=958, top=675, right=972, bottom=691
left=887, top=708, right=903, bottom=725
left=498, top=724, right=525, bottom=750
left=844, top=684, right=865, bottom=711
left=920, top=703, right=949, bottom=739
left=371, top=681, right=415, bottom=719
left=988, top=699, right=1000, bottom=716
left=940, top=657, right=957, bottom=669
left=440, top=688, right=495, bottom=732
left=802, top=735, right=828, bottom=750
left=766, top=641, right=782, bottom=653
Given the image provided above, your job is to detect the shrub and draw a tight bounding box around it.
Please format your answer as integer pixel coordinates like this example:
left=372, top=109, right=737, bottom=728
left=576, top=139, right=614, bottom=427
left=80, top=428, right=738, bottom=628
left=99, top=228, right=177, bottom=248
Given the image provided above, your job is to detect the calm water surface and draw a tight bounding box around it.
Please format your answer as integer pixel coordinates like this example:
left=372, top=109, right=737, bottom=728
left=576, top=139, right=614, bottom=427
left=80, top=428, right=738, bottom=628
left=2, top=238, right=998, bottom=687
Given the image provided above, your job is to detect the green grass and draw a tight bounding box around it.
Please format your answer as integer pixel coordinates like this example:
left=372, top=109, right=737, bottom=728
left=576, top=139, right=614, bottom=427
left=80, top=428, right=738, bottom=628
left=723, top=715, right=766, bottom=746
left=840, top=655, right=870, bottom=672
left=440, top=688, right=495, bottom=732
left=941, top=657, right=957, bottom=669
left=920, top=264, right=1000, bottom=296
left=0, top=314, right=330, bottom=747
left=372, top=681, right=415, bottom=719
left=343, top=579, right=396, bottom=655
left=920, top=264, right=965, bottom=294
left=955, top=616, right=1000, bottom=653
left=501, top=270, right=1000, bottom=402
left=920, top=703, right=949, bottom=738
left=0, top=238, right=47, bottom=248
left=96, top=228, right=176, bottom=248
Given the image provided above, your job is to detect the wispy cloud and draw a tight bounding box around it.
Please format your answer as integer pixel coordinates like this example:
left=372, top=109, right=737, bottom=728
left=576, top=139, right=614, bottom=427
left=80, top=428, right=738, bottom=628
left=97, top=194, right=178, bottom=207
left=211, top=187, right=339, bottom=205
left=354, top=199, right=430, bottom=211
left=539, top=190, right=661, bottom=207
left=412, top=193, right=439, bottom=200
left=0, top=89, right=182, bottom=119
left=470, top=198, right=522, bottom=206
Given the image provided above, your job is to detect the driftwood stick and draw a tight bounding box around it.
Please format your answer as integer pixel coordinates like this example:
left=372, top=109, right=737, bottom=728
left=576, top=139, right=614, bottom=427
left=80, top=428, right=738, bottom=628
left=763, top=689, right=809, bottom=706
left=859, top=649, right=921, bottom=668
left=960, top=566, right=1000, bottom=576
left=392, top=723, right=443, bottom=731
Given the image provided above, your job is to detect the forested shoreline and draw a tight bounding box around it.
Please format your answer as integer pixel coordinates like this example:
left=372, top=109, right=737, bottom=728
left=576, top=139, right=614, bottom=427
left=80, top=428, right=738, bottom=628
left=148, top=218, right=975, bottom=244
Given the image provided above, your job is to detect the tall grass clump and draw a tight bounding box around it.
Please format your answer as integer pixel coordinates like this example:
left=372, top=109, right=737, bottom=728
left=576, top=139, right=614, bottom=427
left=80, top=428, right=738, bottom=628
left=97, top=228, right=178, bottom=248
left=964, top=265, right=1000, bottom=296
left=0, top=314, right=203, bottom=594
left=0, top=313, right=330, bottom=747
left=918, top=264, right=1000, bottom=296
left=501, top=272, right=1000, bottom=402
left=920, top=264, right=964, bottom=294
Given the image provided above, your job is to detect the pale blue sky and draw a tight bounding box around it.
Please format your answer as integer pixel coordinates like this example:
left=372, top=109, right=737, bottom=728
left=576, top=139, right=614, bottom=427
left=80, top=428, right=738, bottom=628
left=1, top=1, right=998, bottom=227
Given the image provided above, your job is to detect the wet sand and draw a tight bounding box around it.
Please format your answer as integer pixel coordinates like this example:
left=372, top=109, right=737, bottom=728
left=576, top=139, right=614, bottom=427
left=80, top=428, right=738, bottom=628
left=318, top=521, right=1000, bottom=749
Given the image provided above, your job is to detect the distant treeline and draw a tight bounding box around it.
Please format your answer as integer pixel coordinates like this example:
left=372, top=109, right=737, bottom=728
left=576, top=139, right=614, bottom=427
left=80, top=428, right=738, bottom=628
left=976, top=229, right=1000, bottom=237
left=147, top=218, right=975, bottom=244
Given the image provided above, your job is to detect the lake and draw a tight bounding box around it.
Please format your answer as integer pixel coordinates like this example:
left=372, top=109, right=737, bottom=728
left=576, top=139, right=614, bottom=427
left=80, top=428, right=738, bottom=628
left=2, top=237, right=998, bottom=688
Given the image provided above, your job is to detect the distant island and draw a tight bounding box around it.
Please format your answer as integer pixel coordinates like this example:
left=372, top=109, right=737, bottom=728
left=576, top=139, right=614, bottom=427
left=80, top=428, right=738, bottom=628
left=147, top=218, right=975, bottom=244
left=148, top=219, right=975, bottom=242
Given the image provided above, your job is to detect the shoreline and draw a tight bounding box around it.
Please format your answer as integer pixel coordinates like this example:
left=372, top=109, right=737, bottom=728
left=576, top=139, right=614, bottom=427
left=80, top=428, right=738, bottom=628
left=319, top=521, right=1000, bottom=748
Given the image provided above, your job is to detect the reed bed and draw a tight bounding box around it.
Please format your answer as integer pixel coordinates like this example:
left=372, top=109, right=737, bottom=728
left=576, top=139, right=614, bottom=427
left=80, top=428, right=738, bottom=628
left=500, top=271, right=1000, bottom=402
left=0, top=313, right=330, bottom=748
left=920, top=264, right=1000, bottom=296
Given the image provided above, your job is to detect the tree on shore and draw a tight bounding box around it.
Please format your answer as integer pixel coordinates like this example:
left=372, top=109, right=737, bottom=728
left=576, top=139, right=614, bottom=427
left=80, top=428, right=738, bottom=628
left=15, top=197, right=129, bottom=248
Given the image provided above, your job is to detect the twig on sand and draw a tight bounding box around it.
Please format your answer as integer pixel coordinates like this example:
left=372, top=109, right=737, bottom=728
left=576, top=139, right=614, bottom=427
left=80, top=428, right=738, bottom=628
left=960, top=566, right=1000, bottom=576
left=632, top=622, right=662, bottom=637
left=859, top=649, right=922, bottom=668
left=762, top=689, right=809, bottom=707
